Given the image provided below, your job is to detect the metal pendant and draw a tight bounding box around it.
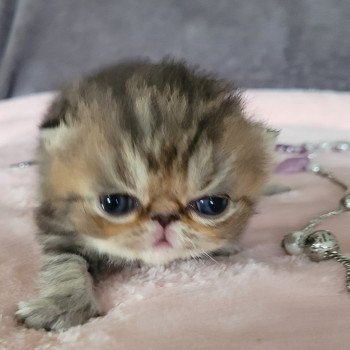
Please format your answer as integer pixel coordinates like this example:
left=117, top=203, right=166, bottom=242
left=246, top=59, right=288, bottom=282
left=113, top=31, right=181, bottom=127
left=283, top=229, right=350, bottom=292
left=303, top=230, right=339, bottom=261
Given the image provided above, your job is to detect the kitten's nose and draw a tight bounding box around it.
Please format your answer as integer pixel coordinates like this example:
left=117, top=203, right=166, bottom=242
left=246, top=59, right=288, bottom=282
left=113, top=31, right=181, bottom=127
left=151, top=212, right=179, bottom=228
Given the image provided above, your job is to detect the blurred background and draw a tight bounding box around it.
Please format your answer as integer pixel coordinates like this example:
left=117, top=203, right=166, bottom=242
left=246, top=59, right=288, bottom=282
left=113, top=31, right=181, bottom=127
left=0, top=0, right=349, bottom=99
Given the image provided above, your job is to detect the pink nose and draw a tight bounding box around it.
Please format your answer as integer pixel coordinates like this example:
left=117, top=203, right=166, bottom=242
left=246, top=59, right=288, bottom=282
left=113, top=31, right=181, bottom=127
left=151, top=213, right=179, bottom=228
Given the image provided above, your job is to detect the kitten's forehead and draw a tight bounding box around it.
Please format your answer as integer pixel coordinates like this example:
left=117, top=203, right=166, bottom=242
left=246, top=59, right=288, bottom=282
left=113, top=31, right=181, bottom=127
left=43, top=89, right=237, bottom=201
left=105, top=126, right=222, bottom=198
left=71, top=78, right=234, bottom=193
left=116, top=81, right=226, bottom=143
left=40, top=62, right=273, bottom=203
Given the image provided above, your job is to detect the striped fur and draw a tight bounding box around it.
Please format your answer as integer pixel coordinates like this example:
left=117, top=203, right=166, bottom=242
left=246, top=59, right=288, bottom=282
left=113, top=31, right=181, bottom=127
left=17, top=60, right=275, bottom=330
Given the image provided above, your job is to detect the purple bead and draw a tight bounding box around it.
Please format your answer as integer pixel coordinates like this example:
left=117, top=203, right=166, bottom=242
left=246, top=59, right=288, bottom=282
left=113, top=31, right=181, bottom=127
left=297, top=144, right=308, bottom=154
left=286, top=146, right=295, bottom=153
left=275, top=144, right=288, bottom=152
left=275, top=143, right=308, bottom=155
left=275, top=156, right=311, bottom=173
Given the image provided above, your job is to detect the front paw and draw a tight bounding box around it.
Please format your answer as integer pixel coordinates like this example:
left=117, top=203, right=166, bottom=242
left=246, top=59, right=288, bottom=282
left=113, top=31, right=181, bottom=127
left=16, top=296, right=101, bottom=331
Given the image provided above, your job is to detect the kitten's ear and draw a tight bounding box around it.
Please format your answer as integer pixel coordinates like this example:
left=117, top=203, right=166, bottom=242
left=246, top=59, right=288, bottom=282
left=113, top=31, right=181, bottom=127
left=265, top=127, right=280, bottom=148
left=40, top=123, right=74, bottom=151
left=40, top=93, right=70, bottom=128
left=253, top=122, right=279, bottom=150
left=39, top=95, right=74, bottom=151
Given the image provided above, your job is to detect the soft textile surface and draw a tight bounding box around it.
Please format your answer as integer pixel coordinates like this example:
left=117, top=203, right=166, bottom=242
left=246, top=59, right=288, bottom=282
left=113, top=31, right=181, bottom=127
left=0, top=90, right=350, bottom=349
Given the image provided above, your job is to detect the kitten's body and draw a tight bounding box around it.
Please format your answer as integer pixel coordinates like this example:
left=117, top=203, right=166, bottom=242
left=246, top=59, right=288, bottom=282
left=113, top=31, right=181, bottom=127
left=17, top=60, right=275, bottom=330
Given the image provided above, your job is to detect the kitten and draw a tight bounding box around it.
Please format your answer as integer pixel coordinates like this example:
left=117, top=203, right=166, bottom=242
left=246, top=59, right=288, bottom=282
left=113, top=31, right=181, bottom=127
left=16, top=60, right=275, bottom=330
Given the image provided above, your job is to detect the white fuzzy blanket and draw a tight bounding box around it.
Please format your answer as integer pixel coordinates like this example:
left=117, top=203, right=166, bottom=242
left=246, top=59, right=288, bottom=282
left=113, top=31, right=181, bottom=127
left=0, top=90, right=350, bottom=350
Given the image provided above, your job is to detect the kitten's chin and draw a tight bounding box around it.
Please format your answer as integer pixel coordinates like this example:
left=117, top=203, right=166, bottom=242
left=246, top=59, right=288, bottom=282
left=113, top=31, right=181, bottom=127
left=136, top=249, right=194, bottom=265
left=82, top=235, right=212, bottom=265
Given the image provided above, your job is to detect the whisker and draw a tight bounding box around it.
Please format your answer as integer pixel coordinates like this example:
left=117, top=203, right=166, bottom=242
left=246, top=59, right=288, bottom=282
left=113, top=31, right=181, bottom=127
left=199, top=249, right=219, bottom=265
left=178, top=233, right=202, bottom=265
left=180, top=232, right=219, bottom=265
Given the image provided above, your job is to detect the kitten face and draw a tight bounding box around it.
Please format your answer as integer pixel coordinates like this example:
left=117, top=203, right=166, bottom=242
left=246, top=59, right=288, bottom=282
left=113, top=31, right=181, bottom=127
left=38, top=61, right=274, bottom=265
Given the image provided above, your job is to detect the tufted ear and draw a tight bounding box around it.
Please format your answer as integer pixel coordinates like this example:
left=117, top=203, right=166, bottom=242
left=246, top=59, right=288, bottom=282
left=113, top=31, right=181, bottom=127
left=40, top=122, right=75, bottom=151
left=253, top=122, right=279, bottom=150
left=265, top=127, right=280, bottom=147
left=39, top=94, right=74, bottom=151
left=40, top=93, right=71, bottom=128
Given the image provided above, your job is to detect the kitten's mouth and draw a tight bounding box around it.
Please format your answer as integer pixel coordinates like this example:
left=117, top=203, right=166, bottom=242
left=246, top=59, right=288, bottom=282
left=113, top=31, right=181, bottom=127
left=153, top=231, right=173, bottom=249
left=154, top=239, right=172, bottom=249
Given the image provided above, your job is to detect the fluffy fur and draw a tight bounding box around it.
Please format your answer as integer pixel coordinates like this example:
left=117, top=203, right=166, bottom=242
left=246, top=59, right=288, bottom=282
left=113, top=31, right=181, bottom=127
left=16, top=60, right=274, bottom=330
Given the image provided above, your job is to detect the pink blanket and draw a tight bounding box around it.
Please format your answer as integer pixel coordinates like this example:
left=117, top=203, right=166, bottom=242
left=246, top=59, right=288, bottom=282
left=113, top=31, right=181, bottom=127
left=1, top=90, right=350, bottom=350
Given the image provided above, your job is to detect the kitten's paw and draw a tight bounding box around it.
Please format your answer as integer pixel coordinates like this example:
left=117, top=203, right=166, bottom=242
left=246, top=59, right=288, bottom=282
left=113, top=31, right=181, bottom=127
left=16, top=296, right=100, bottom=331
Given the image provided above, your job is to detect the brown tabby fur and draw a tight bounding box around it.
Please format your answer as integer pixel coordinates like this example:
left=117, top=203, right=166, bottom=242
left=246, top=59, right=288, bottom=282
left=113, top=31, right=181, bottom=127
left=16, top=60, right=275, bottom=330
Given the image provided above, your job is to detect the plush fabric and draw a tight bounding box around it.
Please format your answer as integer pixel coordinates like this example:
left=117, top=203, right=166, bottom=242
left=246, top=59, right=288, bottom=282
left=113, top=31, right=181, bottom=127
left=0, top=89, right=350, bottom=349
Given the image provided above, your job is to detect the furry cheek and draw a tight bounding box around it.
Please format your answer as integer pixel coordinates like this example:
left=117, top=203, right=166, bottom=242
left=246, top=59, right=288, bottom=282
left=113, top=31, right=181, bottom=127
left=74, top=203, right=160, bottom=249
left=186, top=200, right=238, bottom=228
left=179, top=199, right=254, bottom=242
left=169, top=221, right=227, bottom=250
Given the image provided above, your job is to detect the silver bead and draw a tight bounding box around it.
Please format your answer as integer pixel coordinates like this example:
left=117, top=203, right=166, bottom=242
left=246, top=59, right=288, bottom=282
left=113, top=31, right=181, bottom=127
left=341, top=194, right=350, bottom=210
left=308, top=163, right=321, bottom=173
left=10, top=160, right=36, bottom=168
left=282, top=231, right=306, bottom=255
left=334, top=142, right=350, bottom=152
left=319, top=142, right=333, bottom=150
left=303, top=230, right=339, bottom=262
left=304, top=143, right=317, bottom=153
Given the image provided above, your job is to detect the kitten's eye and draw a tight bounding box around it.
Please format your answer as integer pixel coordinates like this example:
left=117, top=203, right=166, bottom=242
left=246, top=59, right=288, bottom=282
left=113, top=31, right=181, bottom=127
left=100, top=194, right=137, bottom=215
left=193, top=196, right=229, bottom=216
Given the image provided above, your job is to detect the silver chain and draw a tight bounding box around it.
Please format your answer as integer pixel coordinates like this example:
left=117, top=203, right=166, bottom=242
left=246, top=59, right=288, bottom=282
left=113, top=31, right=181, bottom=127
left=281, top=141, right=350, bottom=293
left=324, top=251, right=350, bottom=292
left=301, top=165, right=349, bottom=232
left=309, top=164, right=348, bottom=190
left=301, top=206, right=345, bottom=233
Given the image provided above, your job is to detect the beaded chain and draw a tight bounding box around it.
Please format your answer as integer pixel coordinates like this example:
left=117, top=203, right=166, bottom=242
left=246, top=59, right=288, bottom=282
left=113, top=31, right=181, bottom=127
left=279, top=141, right=350, bottom=292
